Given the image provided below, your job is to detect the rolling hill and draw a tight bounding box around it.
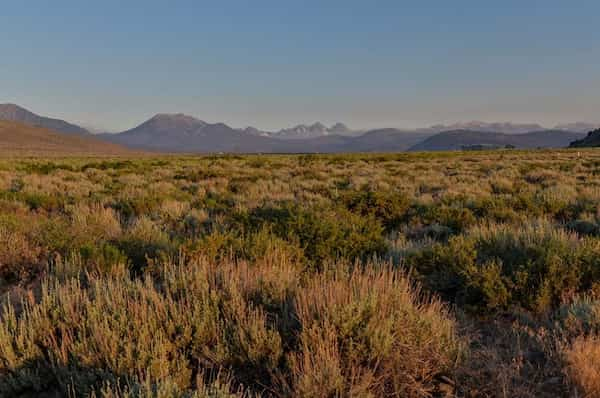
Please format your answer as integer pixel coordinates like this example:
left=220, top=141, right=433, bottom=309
left=569, top=128, right=600, bottom=148
left=0, top=120, right=130, bottom=155
left=0, top=104, right=91, bottom=136
left=409, top=130, right=585, bottom=152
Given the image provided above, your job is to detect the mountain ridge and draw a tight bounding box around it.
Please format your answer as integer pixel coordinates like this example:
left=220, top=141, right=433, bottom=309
left=0, top=104, right=91, bottom=136
left=0, top=119, right=130, bottom=155
left=409, top=129, right=585, bottom=152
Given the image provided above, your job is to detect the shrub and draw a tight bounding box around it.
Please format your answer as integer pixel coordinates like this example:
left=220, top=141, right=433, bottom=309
left=342, top=188, right=410, bottom=231
left=472, top=222, right=583, bottom=312
left=0, top=256, right=463, bottom=397
left=285, top=265, right=463, bottom=397
left=564, top=336, right=600, bottom=397
left=0, top=226, right=46, bottom=283
left=555, top=296, right=600, bottom=336
left=405, top=222, right=600, bottom=313
left=23, top=192, right=63, bottom=212
left=186, top=227, right=306, bottom=266
left=116, top=217, right=173, bottom=273
left=403, top=236, right=477, bottom=302
left=240, top=204, right=388, bottom=270
left=0, top=257, right=284, bottom=395
left=111, top=196, right=162, bottom=222
left=567, top=219, right=600, bottom=237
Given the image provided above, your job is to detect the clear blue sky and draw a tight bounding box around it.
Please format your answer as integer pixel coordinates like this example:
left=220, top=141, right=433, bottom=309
left=2, top=0, right=599, bottom=131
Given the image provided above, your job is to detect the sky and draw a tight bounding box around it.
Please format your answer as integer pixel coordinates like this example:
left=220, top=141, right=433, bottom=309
left=1, top=0, right=600, bottom=132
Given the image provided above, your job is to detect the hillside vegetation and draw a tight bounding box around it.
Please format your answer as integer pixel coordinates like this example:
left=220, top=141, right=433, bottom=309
left=0, top=120, right=131, bottom=156
left=2, top=150, right=600, bottom=396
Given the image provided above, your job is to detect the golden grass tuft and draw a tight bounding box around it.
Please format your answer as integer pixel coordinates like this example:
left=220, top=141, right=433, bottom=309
left=564, top=336, right=600, bottom=397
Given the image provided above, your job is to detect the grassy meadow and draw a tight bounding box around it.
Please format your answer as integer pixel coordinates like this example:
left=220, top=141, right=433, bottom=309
left=2, top=150, right=600, bottom=396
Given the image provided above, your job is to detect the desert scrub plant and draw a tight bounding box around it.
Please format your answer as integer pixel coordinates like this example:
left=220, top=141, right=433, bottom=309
left=69, top=203, right=123, bottom=244
left=184, top=227, right=306, bottom=267
left=404, top=221, right=600, bottom=313
left=471, top=221, right=585, bottom=312
left=341, top=188, right=411, bottom=231
left=406, top=203, right=477, bottom=235
left=237, top=204, right=388, bottom=270
left=402, top=236, right=480, bottom=306
left=116, top=216, right=173, bottom=274
left=0, top=255, right=464, bottom=397
left=555, top=296, right=600, bottom=337
left=563, top=335, right=600, bottom=397
left=0, top=257, right=284, bottom=396
left=0, top=223, right=46, bottom=283
left=283, top=264, right=463, bottom=397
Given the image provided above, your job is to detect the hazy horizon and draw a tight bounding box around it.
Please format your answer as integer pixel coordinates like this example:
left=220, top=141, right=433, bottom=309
left=3, top=1, right=600, bottom=132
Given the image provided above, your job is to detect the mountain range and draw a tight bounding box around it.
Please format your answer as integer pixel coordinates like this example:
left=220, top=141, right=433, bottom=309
left=0, top=103, right=595, bottom=153
left=97, top=114, right=435, bottom=153
left=266, top=122, right=358, bottom=139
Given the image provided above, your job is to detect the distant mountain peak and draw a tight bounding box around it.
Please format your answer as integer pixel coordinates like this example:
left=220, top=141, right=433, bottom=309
left=149, top=113, right=204, bottom=123
left=0, top=103, right=25, bottom=110
left=137, top=113, right=208, bottom=132
left=267, top=121, right=355, bottom=139
left=330, top=122, right=350, bottom=133
left=0, top=103, right=41, bottom=120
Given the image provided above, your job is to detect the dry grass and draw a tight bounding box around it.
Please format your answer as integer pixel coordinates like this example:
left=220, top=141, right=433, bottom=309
left=564, top=336, right=600, bottom=397
left=287, top=266, right=462, bottom=397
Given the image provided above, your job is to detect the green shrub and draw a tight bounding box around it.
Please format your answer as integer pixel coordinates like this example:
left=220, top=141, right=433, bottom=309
left=342, top=188, right=410, bottom=231
left=111, top=196, right=162, bottom=222
left=555, top=296, right=600, bottom=336
left=405, top=222, right=600, bottom=313
left=239, top=204, right=388, bottom=270
left=79, top=243, right=130, bottom=276
left=404, top=236, right=478, bottom=304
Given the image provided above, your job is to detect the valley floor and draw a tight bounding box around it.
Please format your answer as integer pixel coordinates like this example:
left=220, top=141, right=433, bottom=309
left=1, top=149, right=600, bottom=397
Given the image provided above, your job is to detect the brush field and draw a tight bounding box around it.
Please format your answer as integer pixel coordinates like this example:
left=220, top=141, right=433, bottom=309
left=2, top=150, right=600, bottom=397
